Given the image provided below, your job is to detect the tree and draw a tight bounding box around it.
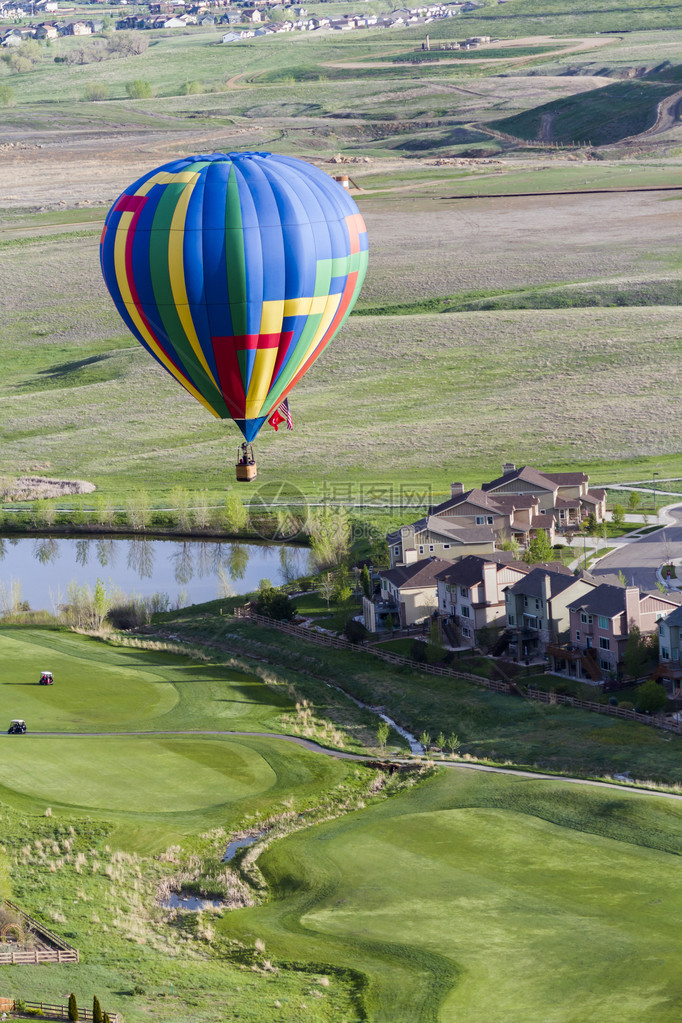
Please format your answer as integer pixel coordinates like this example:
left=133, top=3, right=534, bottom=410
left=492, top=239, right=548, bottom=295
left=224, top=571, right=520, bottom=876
left=68, top=993, right=79, bottom=1022
left=635, top=678, right=668, bottom=714
left=0, top=84, right=14, bottom=106
left=376, top=721, right=389, bottom=750
left=436, top=731, right=446, bottom=751
left=126, top=490, right=151, bottom=531
left=627, top=490, right=641, bottom=512
left=223, top=492, right=247, bottom=532
left=93, top=995, right=104, bottom=1023
left=360, top=564, right=372, bottom=599
left=497, top=532, right=520, bottom=555
left=622, top=625, right=650, bottom=679
left=170, top=487, right=192, bottom=531
left=426, top=619, right=446, bottom=664
left=319, top=573, right=335, bottom=610
left=332, top=567, right=353, bottom=606
left=125, top=79, right=152, bottom=99
left=253, top=585, right=296, bottom=621
left=192, top=491, right=211, bottom=530
left=446, top=732, right=461, bottom=755
left=617, top=570, right=627, bottom=588
left=585, top=513, right=599, bottom=536
left=93, top=578, right=112, bottom=629
left=419, top=730, right=431, bottom=751
left=306, top=505, right=350, bottom=570
left=180, top=80, right=204, bottom=94
left=612, top=504, right=625, bottom=528
left=523, top=529, right=552, bottom=564
left=84, top=82, right=109, bottom=101
left=344, top=619, right=368, bottom=644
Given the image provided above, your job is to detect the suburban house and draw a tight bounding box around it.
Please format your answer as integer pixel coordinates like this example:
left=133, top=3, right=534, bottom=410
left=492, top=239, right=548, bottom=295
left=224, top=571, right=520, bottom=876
left=436, top=555, right=529, bottom=647
left=364, top=557, right=448, bottom=631
left=502, top=567, right=595, bottom=662
left=387, top=463, right=607, bottom=570
left=656, top=605, right=682, bottom=694
left=549, top=584, right=679, bottom=681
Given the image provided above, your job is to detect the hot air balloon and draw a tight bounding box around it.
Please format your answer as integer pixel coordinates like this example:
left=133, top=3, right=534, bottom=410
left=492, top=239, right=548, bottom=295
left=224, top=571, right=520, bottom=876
left=100, top=151, right=369, bottom=481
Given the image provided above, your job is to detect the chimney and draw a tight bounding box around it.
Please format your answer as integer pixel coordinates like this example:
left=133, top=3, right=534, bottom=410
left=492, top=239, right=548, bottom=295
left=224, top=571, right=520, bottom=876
left=625, top=586, right=640, bottom=631
left=541, top=571, right=552, bottom=608
left=503, top=462, right=516, bottom=475
left=450, top=482, right=464, bottom=498
left=482, top=560, right=497, bottom=604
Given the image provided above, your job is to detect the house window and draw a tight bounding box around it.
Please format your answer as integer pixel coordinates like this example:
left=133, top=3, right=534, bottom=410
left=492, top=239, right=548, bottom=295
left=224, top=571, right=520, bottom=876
left=418, top=545, right=424, bottom=554
left=600, top=659, right=610, bottom=671
left=661, top=646, right=670, bottom=660
left=443, top=544, right=450, bottom=550
left=462, top=626, right=471, bottom=637
left=442, top=598, right=447, bottom=609
left=487, top=516, right=494, bottom=525
left=394, top=546, right=400, bottom=556
left=599, top=637, right=610, bottom=650
left=535, top=598, right=542, bottom=610
left=523, top=596, right=528, bottom=607
left=460, top=605, right=470, bottom=618
left=660, top=624, right=667, bottom=638
left=575, top=630, right=580, bottom=641
left=540, top=509, right=546, bottom=514
left=475, top=516, right=485, bottom=525
left=429, top=545, right=434, bottom=552
left=597, top=616, right=608, bottom=630
left=508, top=614, right=515, bottom=625
left=460, top=586, right=468, bottom=597
left=580, top=613, right=588, bottom=624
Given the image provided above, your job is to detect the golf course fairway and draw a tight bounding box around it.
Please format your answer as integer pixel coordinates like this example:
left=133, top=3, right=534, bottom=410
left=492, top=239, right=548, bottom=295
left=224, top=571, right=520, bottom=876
left=220, top=769, right=682, bottom=1023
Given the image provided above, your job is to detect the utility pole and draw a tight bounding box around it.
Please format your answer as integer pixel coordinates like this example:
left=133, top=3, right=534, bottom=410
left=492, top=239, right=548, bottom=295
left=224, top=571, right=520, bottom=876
left=653, top=471, right=659, bottom=514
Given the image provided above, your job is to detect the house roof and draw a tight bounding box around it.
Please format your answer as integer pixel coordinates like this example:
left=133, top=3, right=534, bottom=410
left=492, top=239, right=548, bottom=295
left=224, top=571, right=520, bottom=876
left=482, top=465, right=558, bottom=494
left=435, top=554, right=529, bottom=587
left=423, top=517, right=494, bottom=544
left=379, top=557, right=449, bottom=591
left=568, top=583, right=626, bottom=618
left=542, top=472, right=588, bottom=486
left=661, top=604, right=682, bottom=628
left=507, top=566, right=578, bottom=600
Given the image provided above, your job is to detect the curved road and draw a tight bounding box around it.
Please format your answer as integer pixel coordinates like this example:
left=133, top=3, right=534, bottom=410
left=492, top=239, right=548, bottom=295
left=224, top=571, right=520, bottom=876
left=592, top=505, right=682, bottom=591
left=9, top=729, right=682, bottom=803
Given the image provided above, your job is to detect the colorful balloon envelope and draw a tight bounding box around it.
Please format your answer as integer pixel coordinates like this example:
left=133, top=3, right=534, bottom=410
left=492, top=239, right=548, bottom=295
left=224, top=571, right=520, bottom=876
left=100, top=152, right=369, bottom=440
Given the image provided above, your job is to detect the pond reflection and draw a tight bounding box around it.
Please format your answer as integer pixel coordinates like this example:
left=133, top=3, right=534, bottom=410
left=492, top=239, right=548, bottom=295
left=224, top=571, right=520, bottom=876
left=0, top=535, right=310, bottom=611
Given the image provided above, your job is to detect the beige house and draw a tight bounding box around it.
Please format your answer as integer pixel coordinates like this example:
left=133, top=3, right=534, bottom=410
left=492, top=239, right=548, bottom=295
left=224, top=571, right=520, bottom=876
left=388, top=463, right=607, bottom=569
left=366, top=557, right=447, bottom=631
left=436, top=555, right=529, bottom=647
left=503, top=567, right=596, bottom=662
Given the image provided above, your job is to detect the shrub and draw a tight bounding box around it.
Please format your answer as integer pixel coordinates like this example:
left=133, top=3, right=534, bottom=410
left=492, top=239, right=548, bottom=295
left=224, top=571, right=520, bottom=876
left=410, top=639, right=427, bottom=662
left=252, top=586, right=296, bottom=621
left=83, top=82, right=109, bottom=101
left=343, top=619, right=368, bottom=644
left=68, top=993, right=78, bottom=1022
left=0, top=84, right=14, bottom=106
left=180, top=80, right=204, bottom=94
left=635, top=679, right=668, bottom=714
left=125, top=79, right=152, bottom=99
left=93, top=995, right=103, bottom=1023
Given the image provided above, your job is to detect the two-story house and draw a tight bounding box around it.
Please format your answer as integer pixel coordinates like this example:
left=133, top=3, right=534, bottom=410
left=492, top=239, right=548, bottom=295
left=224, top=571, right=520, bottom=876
left=657, top=604, right=682, bottom=694
left=436, top=555, right=529, bottom=647
left=504, top=567, right=595, bottom=662
left=365, top=557, right=448, bottom=631
left=554, top=584, right=679, bottom=681
left=387, top=463, right=606, bottom=570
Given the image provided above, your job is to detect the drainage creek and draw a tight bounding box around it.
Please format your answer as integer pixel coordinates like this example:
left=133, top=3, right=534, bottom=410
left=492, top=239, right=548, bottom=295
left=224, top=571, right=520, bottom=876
left=323, top=680, right=424, bottom=754
left=160, top=831, right=268, bottom=911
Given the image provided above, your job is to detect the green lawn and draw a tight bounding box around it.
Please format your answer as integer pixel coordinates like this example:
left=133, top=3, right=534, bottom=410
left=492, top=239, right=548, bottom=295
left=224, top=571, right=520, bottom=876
left=220, top=768, right=682, bottom=1023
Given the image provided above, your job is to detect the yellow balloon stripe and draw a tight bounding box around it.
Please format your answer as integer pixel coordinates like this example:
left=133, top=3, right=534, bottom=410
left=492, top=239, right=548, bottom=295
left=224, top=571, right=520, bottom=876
left=245, top=347, right=280, bottom=419
left=113, top=205, right=219, bottom=419
left=168, top=176, right=220, bottom=390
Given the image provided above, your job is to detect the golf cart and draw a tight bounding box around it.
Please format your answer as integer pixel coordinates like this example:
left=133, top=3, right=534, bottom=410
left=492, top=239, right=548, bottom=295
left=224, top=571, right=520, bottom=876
left=39, top=671, right=53, bottom=686
left=8, top=720, right=26, bottom=734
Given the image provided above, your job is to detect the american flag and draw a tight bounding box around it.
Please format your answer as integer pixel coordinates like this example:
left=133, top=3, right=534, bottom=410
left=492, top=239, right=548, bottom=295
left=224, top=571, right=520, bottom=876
left=268, top=398, right=293, bottom=432
left=279, top=398, right=293, bottom=430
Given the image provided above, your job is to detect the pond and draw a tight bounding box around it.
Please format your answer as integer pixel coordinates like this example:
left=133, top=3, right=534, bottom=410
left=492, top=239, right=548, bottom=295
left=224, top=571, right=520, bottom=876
left=0, top=534, right=311, bottom=611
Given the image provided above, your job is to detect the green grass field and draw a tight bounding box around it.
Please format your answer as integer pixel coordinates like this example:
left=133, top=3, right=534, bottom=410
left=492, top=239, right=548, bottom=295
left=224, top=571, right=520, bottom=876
left=221, top=768, right=682, bottom=1023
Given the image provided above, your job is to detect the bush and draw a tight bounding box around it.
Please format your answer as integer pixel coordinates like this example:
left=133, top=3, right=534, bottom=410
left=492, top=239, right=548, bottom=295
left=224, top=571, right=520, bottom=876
left=343, top=619, right=368, bottom=644
left=618, top=700, right=635, bottom=711
left=68, top=993, right=78, bottom=1022
left=125, top=79, right=152, bottom=99
left=0, top=84, right=14, bottom=106
left=180, top=80, right=204, bottom=94
left=83, top=82, right=109, bottom=101
left=410, top=639, right=427, bottom=662
left=252, top=587, right=296, bottom=621
left=635, top=679, right=668, bottom=714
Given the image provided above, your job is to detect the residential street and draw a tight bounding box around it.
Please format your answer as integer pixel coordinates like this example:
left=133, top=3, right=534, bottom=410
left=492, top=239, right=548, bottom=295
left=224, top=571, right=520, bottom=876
left=592, top=504, right=682, bottom=592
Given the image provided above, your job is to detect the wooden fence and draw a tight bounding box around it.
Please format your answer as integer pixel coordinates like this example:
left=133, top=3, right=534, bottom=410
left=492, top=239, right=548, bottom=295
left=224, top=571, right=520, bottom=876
left=10, top=1001, right=118, bottom=1022
left=235, top=607, right=682, bottom=735
left=0, top=899, right=79, bottom=965
left=234, top=608, right=513, bottom=694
